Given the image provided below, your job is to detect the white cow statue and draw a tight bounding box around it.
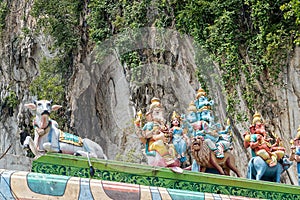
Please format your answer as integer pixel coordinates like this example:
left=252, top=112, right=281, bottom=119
left=23, top=100, right=107, bottom=160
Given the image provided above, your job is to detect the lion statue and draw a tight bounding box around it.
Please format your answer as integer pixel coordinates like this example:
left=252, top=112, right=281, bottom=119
left=191, top=136, right=241, bottom=177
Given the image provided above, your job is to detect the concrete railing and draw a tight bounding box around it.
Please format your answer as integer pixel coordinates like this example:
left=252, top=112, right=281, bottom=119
left=31, top=153, right=300, bottom=199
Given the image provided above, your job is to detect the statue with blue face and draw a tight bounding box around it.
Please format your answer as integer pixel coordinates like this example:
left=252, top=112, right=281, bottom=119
left=181, top=101, right=198, bottom=138
left=186, top=88, right=233, bottom=161
left=194, top=88, right=214, bottom=116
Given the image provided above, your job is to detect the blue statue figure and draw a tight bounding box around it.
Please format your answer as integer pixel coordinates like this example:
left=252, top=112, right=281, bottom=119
left=214, top=121, right=233, bottom=155
left=192, top=120, right=231, bottom=159
left=199, top=107, right=214, bottom=125
left=290, top=125, right=300, bottom=185
left=181, top=101, right=198, bottom=138
left=181, top=88, right=237, bottom=174
left=169, top=111, right=189, bottom=163
left=194, top=88, right=214, bottom=122
left=194, top=88, right=214, bottom=110
left=194, top=88, right=231, bottom=159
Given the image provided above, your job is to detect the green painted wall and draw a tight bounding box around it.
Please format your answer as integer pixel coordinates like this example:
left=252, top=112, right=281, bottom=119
left=32, top=153, right=300, bottom=199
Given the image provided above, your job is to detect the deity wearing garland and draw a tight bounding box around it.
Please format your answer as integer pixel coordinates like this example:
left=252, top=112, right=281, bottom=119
left=182, top=88, right=233, bottom=172
left=135, top=97, right=179, bottom=168
left=244, top=112, right=285, bottom=167
left=169, top=111, right=189, bottom=163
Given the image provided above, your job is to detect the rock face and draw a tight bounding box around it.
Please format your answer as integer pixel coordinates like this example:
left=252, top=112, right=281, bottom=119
left=0, top=0, right=53, bottom=170
left=67, top=27, right=299, bottom=184
left=0, top=0, right=299, bottom=185
left=68, top=28, right=200, bottom=161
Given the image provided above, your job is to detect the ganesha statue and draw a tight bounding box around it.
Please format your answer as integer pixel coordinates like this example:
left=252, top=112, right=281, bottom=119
left=244, top=112, right=285, bottom=167
left=290, top=125, right=300, bottom=185
left=243, top=112, right=292, bottom=182
left=134, top=97, right=180, bottom=168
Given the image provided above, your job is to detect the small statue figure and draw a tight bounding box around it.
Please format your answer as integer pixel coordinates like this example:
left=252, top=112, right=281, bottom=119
left=181, top=101, right=198, bottom=139
left=135, top=110, right=147, bottom=144
left=290, top=125, right=300, bottom=185
left=244, top=112, right=293, bottom=182
left=245, top=112, right=285, bottom=167
left=192, top=120, right=223, bottom=158
left=193, top=88, right=224, bottom=158
left=169, top=111, right=189, bottom=163
left=194, top=88, right=214, bottom=112
left=214, top=119, right=234, bottom=155
left=134, top=110, right=143, bottom=128
left=194, top=88, right=214, bottom=125
left=192, top=119, right=233, bottom=159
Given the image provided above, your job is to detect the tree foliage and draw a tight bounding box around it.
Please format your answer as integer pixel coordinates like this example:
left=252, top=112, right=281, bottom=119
left=32, top=0, right=299, bottom=121
left=174, top=0, right=298, bottom=118
left=32, top=0, right=81, bottom=52
left=29, top=0, right=83, bottom=115
left=88, top=0, right=150, bottom=43
left=0, top=0, right=8, bottom=32
left=29, top=57, right=64, bottom=100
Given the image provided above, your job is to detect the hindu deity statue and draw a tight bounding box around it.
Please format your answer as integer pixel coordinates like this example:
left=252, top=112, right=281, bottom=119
left=213, top=119, right=233, bottom=155
left=137, top=97, right=179, bottom=167
left=244, top=112, right=285, bottom=167
left=290, top=125, right=300, bottom=185
left=179, top=88, right=234, bottom=173
left=194, top=88, right=214, bottom=124
left=194, top=88, right=214, bottom=111
left=181, top=101, right=198, bottom=139
left=194, top=88, right=234, bottom=159
left=184, top=88, right=233, bottom=161
left=169, top=111, right=189, bottom=163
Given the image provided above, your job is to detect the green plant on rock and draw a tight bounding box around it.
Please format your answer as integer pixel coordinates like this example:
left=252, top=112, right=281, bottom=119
left=88, top=0, right=150, bottom=43
left=280, top=0, right=300, bottom=45
left=29, top=57, right=64, bottom=100
left=29, top=57, right=66, bottom=124
left=29, top=0, right=299, bottom=124
left=31, top=0, right=81, bottom=97
left=29, top=0, right=83, bottom=126
left=0, top=1, right=8, bottom=32
left=32, top=0, right=81, bottom=53
left=175, top=0, right=298, bottom=120
left=4, top=90, right=19, bottom=109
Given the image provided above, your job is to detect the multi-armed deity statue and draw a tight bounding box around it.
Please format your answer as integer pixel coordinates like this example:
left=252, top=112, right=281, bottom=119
left=181, top=88, right=233, bottom=159
left=290, top=126, right=300, bottom=185
left=135, top=97, right=180, bottom=168
left=244, top=112, right=286, bottom=167
left=243, top=112, right=292, bottom=182
left=135, top=88, right=240, bottom=176
left=181, top=88, right=239, bottom=176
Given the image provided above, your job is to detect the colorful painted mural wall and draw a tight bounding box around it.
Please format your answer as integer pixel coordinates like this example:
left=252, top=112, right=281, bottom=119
left=0, top=169, right=258, bottom=200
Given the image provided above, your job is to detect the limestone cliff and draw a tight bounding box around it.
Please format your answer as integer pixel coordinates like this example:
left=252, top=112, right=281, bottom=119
left=0, top=0, right=299, bottom=186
